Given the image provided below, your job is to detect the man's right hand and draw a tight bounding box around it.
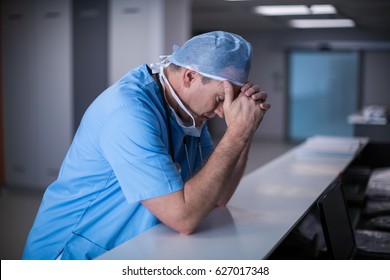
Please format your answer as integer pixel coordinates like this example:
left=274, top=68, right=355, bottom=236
left=223, top=80, right=270, bottom=141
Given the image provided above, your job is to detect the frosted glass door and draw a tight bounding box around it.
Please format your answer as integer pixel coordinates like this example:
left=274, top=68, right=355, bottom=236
left=288, top=51, right=359, bottom=141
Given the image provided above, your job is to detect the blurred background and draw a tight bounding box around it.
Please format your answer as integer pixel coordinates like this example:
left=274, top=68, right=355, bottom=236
left=1, top=0, right=390, bottom=259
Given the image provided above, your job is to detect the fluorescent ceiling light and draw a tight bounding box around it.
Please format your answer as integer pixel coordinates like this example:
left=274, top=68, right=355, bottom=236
left=254, top=5, right=309, bottom=16
left=289, top=19, right=355, bottom=28
left=310, top=5, right=336, bottom=14
left=253, top=5, right=336, bottom=16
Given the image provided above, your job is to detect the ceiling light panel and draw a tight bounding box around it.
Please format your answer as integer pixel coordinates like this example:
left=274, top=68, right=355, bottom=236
left=310, top=5, right=336, bottom=14
left=253, top=4, right=337, bottom=16
left=254, top=5, right=309, bottom=16
left=289, top=19, right=355, bottom=28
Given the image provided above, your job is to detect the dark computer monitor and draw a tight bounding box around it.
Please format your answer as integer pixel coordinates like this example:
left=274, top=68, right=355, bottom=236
left=317, top=181, right=357, bottom=259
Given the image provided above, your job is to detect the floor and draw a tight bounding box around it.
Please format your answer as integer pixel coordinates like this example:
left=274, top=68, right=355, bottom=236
left=0, top=139, right=297, bottom=260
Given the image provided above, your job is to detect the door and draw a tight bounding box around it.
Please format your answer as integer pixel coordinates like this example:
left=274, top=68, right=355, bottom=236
left=288, top=50, right=360, bottom=142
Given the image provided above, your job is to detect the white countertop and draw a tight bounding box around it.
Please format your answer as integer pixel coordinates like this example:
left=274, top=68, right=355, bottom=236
left=97, top=136, right=368, bottom=260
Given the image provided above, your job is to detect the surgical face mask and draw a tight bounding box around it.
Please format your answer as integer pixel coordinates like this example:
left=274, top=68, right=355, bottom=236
left=159, top=65, right=204, bottom=137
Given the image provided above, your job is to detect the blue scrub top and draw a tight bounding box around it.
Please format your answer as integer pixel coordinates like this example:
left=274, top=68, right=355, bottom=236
left=22, top=65, right=214, bottom=260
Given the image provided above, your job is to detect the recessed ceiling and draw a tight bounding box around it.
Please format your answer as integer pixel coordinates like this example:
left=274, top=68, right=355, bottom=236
left=192, top=0, right=390, bottom=33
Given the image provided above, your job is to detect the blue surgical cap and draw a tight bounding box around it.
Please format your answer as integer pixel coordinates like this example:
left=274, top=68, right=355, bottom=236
left=168, top=31, right=252, bottom=86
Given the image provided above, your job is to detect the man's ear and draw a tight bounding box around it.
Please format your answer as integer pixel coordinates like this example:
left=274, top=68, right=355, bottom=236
left=183, top=69, right=197, bottom=88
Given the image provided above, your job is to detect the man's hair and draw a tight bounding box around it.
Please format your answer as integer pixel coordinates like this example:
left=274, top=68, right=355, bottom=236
left=168, top=63, right=212, bottom=85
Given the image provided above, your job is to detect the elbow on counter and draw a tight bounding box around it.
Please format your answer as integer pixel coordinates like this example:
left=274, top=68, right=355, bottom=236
left=166, top=214, right=203, bottom=236
left=172, top=220, right=197, bottom=235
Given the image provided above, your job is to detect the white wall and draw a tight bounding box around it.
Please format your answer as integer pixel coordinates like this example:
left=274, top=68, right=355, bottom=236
left=108, top=0, right=191, bottom=84
left=249, top=46, right=286, bottom=140
left=108, top=0, right=163, bottom=83
left=2, top=0, right=72, bottom=189
left=164, top=0, right=191, bottom=54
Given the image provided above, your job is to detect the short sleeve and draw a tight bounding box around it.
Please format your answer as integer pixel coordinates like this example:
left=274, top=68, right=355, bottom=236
left=99, top=101, right=183, bottom=203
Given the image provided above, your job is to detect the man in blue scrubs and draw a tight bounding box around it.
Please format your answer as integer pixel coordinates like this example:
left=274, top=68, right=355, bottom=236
left=23, top=31, right=270, bottom=259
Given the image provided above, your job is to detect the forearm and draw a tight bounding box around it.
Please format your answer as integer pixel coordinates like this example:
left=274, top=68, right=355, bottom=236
left=215, top=139, right=252, bottom=207
left=180, top=129, right=252, bottom=231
